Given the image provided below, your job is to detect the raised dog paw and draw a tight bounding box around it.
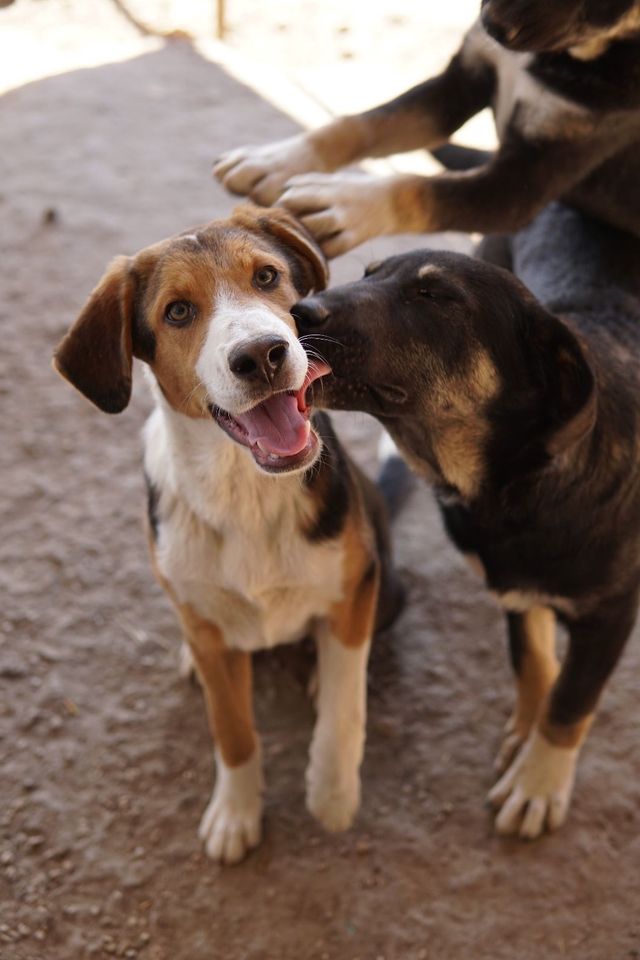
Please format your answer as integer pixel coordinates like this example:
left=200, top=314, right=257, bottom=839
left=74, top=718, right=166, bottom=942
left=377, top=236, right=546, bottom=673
left=212, top=134, right=325, bottom=205
left=278, top=172, right=399, bottom=257
left=199, top=752, right=263, bottom=864
left=487, top=730, right=578, bottom=839
left=306, top=769, right=360, bottom=833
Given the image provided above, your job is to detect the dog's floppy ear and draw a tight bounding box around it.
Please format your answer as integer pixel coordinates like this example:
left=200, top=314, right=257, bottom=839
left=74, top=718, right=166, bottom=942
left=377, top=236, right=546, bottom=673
left=232, top=203, right=329, bottom=295
left=54, top=256, right=136, bottom=414
left=527, top=308, right=596, bottom=456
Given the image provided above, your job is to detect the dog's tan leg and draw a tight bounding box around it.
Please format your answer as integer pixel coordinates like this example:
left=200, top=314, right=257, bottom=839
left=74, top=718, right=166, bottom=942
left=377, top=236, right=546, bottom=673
left=178, top=604, right=263, bottom=864
left=495, top=607, right=559, bottom=771
left=306, top=531, right=378, bottom=832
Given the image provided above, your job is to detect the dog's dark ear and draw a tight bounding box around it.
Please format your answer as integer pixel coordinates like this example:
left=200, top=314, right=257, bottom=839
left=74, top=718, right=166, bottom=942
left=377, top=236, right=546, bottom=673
left=232, top=203, right=329, bottom=295
left=527, top=308, right=596, bottom=456
left=54, top=256, right=136, bottom=414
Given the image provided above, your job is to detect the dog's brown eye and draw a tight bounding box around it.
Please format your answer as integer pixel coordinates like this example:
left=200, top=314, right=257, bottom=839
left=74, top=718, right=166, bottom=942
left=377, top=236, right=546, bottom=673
left=254, top=266, right=279, bottom=289
left=165, top=300, right=196, bottom=326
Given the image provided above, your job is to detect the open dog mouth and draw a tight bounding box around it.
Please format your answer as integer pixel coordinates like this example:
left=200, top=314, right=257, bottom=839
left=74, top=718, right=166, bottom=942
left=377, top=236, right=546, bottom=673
left=210, top=362, right=331, bottom=474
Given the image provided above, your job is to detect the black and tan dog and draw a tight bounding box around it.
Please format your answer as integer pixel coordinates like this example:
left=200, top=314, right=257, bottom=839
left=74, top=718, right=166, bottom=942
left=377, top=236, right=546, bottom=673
left=214, top=0, right=640, bottom=256
left=54, top=205, right=404, bottom=864
left=292, top=201, right=640, bottom=838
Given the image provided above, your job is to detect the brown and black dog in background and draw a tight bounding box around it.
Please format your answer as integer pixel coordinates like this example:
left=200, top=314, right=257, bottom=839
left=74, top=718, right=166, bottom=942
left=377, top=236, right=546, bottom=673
left=214, top=0, right=640, bottom=256
left=292, top=200, right=640, bottom=839
left=54, top=205, right=405, bottom=864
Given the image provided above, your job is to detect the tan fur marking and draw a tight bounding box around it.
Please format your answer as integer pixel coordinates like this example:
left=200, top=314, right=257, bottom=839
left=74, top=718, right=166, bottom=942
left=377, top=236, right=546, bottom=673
left=178, top=603, right=256, bottom=767
left=570, top=5, right=640, bottom=60
left=430, top=350, right=500, bottom=498
left=330, top=521, right=379, bottom=649
left=308, top=106, right=448, bottom=168
left=513, top=606, right=560, bottom=739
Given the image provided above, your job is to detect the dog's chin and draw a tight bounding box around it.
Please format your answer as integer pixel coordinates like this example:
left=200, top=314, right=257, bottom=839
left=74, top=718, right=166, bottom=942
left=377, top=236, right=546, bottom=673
left=306, top=372, right=410, bottom=419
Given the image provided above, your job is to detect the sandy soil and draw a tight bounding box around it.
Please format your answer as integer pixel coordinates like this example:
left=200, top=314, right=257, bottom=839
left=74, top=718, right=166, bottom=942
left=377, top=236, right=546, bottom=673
left=1, top=3, right=639, bottom=959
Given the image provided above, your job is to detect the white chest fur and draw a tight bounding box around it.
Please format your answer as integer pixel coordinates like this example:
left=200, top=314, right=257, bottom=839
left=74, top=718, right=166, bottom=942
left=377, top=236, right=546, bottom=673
left=143, top=400, right=345, bottom=652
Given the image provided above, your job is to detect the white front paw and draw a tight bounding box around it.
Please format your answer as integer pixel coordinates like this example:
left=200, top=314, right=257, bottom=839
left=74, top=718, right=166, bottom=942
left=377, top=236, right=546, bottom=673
left=306, top=765, right=360, bottom=833
left=213, top=134, right=324, bottom=204
left=488, top=730, right=579, bottom=839
left=199, top=750, right=263, bottom=864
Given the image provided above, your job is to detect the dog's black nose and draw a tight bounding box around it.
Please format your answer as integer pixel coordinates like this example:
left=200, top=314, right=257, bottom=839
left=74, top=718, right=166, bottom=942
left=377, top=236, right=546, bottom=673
left=291, top=299, right=330, bottom=331
left=229, top=336, right=289, bottom=384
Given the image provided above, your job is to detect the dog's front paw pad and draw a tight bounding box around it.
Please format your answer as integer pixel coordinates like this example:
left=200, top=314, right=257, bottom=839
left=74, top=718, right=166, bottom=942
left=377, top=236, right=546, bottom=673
left=198, top=794, right=262, bottom=864
left=487, top=730, right=578, bottom=839
left=306, top=773, right=360, bottom=833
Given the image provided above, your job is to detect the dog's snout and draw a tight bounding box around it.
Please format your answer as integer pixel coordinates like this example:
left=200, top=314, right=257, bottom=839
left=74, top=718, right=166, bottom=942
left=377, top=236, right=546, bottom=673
left=228, top=335, right=289, bottom=384
left=291, top=299, right=330, bottom=331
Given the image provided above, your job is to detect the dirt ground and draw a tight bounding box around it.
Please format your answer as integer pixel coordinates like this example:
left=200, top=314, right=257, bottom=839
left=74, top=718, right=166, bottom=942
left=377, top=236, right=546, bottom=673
left=1, top=2, right=639, bottom=959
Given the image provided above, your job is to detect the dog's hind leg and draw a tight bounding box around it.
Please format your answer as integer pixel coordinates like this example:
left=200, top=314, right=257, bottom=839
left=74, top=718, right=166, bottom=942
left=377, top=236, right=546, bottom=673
left=495, top=607, right=559, bottom=772
left=178, top=604, right=263, bottom=864
left=306, top=534, right=378, bottom=833
left=489, top=593, right=637, bottom=839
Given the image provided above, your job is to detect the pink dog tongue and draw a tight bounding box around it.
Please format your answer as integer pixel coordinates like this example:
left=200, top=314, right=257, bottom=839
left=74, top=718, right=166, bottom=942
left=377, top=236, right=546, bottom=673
left=234, top=393, right=310, bottom=457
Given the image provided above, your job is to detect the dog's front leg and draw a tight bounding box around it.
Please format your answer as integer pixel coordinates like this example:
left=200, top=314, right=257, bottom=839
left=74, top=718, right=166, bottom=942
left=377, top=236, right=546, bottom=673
left=213, top=35, right=493, bottom=208
left=495, top=607, right=559, bottom=772
left=178, top=604, right=263, bottom=864
left=280, top=132, right=618, bottom=256
left=489, top=594, right=637, bottom=839
left=306, top=563, right=378, bottom=832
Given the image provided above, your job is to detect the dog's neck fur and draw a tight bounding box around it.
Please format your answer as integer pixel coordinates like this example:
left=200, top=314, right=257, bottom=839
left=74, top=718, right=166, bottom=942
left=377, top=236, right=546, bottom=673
left=569, top=3, right=640, bottom=60
left=146, top=382, right=309, bottom=534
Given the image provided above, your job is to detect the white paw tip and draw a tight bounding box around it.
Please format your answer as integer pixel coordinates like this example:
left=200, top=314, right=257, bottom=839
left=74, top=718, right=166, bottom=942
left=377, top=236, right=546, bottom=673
left=198, top=803, right=262, bottom=865
left=307, top=781, right=360, bottom=833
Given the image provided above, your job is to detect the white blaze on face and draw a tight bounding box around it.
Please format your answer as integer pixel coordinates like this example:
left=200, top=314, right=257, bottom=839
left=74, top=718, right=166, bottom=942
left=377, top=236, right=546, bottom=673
left=195, top=288, right=308, bottom=414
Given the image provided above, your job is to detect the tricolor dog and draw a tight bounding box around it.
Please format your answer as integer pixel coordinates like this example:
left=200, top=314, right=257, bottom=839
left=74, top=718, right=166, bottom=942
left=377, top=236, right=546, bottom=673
left=54, top=205, right=404, bottom=864
left=292, top=201, right=640, bottom=839
left=214, top=0, right=640, bottom=256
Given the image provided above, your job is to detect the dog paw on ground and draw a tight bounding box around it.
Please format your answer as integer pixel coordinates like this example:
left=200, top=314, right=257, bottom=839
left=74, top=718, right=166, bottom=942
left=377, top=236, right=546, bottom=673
left=488, top=730, right=579, bottom=839
left=199, top=751, right=263, bottom=864
left=306, top=767, right=360, bottom=832
left=213, top=134, right=325, bottom=205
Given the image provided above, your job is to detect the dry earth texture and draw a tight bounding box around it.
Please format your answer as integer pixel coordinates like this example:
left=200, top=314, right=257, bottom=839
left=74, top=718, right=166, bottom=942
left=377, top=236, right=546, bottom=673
left=1, top=2, right=638, bottom=959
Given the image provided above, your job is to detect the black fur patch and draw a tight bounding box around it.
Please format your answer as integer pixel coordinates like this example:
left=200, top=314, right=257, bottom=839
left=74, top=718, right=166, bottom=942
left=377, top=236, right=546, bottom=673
left=303, top=412, right=350, bottom=542
left=145, top=473, right=160, bottom=541
left=531, top=41, right=640, bottom=111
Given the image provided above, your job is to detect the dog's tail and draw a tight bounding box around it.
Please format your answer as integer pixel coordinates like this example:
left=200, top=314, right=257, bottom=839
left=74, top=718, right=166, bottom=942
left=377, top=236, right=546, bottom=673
left=431, top=142, right=492, bottom=171
left=376, top=431, right=415, bottom=521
